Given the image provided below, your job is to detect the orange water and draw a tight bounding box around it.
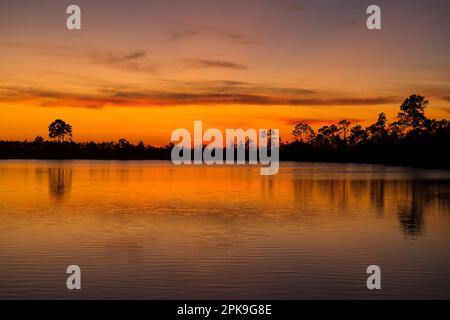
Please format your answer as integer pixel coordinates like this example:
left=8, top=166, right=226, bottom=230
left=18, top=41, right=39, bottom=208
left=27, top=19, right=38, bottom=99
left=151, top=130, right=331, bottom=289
left=0, top=160, right=449, bottom=299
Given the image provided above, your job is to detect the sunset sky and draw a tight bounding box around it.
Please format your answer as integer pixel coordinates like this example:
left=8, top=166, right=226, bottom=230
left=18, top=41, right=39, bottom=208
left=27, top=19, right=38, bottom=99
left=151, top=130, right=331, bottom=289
left=1, top=0, right=449, bottom=145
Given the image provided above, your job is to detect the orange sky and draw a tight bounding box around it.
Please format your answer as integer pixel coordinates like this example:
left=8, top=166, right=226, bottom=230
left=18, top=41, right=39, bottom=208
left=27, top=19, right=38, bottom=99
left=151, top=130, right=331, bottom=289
left=0, top=0, right=449, bottom=145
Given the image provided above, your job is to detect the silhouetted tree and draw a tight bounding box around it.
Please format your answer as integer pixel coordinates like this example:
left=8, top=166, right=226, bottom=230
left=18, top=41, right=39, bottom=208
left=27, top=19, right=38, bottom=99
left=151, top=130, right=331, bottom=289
left=48, top=119, right=73, bottom=142
left=367, top=113, right=388, bottom=142
left=317, top=124, right=340, bottom=148
left=34, top=136, right=45, bottom=144
left=349, top=125, right=368, bottom=146
left=137, top=141, right=145, bottom=149
left=424, top=118, right=449, bottom=134
left=1, top=94, right=448, bottom=168
left=117, top=138, right=130, bottom=149
left=292, top=123, right=315, bottom=142
left=397, top=94, right=428, bottom=132
left=388, top=121, right=404, bottom=141
left=337, top=120, right=351, bottom=141
left=282, top=94, right=449, bottom=168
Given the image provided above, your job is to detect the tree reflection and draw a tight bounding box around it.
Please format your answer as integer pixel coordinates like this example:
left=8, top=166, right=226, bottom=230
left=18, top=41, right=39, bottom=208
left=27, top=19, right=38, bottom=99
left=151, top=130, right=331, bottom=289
left=290, top=175, right=450, bottom=238
left=48, top=168, right=72, bottom=199
left=397, top=180, right=450, bottom=237
left=397, top=181, right=425, bottom=236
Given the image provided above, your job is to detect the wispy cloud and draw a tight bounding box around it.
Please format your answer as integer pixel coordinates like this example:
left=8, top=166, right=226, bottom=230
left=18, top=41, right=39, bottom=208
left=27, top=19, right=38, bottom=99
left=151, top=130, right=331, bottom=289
left=180, top=59, right=248, bottom=71
left=0, top=41, right=158, bottom=75
left=162, top=80, right=316, bottom=95
left=0, top=81, right=399, bottom=110
left=86, top=50, right=159, bottom=75
left=166, top=26, right=263, bottom=45
left=0, top=86, right=125, bottom=109
left=89, top=50, right=147, bottom=64
left=0, top=41, right=249, bottom=75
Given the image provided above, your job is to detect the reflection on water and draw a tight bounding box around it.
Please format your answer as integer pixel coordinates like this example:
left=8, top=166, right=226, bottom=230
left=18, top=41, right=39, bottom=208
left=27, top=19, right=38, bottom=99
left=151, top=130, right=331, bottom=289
left=397, top=181, right=424, bottom=236
left=0, top=160, right=449, bottom=299
left=48, top=168, right=72, bottom=200
left=291, top=177, right=449, bottom=238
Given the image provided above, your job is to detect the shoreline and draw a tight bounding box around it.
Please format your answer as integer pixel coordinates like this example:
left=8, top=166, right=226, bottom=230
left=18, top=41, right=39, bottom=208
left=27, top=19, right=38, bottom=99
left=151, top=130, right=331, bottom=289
left=1, top=157, right=449, bottom=171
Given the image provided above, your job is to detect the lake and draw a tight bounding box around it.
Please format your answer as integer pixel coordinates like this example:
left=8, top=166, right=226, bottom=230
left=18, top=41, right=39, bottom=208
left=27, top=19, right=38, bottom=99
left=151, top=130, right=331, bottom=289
left=0, top=160, right=449, bottom=299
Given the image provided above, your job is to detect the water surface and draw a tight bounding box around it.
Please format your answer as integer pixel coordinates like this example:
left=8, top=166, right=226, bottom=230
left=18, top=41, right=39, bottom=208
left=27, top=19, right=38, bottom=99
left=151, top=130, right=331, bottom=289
left=0, top=160, right=449, bottom=299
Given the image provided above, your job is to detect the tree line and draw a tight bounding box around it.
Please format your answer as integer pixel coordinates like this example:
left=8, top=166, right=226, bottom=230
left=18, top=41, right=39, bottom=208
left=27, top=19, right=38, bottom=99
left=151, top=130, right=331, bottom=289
left=0, top=120, right=172, bottom=160
left=282, top=94, right=449, bottom=168
left=0, top=94, right=449, bottom=168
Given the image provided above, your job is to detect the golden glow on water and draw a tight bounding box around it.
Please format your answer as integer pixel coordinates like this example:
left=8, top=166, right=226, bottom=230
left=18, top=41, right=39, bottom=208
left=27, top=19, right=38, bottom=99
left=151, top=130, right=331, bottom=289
left=0, top=161, right=449, bottom=299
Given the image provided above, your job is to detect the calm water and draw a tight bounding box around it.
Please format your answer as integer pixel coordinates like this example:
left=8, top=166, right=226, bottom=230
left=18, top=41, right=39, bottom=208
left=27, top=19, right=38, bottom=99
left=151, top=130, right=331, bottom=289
left=0, top=160, right=449, bottom=299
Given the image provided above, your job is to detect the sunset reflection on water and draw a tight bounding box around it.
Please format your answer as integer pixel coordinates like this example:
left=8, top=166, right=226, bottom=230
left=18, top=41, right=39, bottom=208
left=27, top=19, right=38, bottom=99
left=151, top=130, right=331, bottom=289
left=0, top=160, right=449, bottom=299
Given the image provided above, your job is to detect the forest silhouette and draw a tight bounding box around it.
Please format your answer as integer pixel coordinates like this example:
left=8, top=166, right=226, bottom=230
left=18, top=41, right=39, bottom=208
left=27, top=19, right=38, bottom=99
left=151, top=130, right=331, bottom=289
left=0, top=94, right=449, bottom=168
